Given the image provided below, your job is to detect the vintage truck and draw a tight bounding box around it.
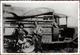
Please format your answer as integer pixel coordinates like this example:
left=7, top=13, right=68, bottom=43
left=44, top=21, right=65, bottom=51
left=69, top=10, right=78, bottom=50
left=3, top=5, right=78, bottom=53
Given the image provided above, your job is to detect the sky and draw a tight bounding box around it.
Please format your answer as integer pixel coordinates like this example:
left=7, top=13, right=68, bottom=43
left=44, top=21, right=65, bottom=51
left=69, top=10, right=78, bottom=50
left=3, top=1, right=79, bottom=27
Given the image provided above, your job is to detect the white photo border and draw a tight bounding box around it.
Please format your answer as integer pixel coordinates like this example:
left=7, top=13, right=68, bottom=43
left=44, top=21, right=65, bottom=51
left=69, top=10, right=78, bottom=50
left=1, top=1, right=79, bottom=54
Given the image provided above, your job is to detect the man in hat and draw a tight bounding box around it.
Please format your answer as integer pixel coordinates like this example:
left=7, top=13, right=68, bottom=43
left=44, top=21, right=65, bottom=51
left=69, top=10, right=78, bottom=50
left=12, top=23, right=28, bottom=52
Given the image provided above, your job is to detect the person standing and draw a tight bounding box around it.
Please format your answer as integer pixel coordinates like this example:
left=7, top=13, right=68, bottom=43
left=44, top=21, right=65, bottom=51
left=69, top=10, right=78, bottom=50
left=12, top=23, right=28, bottom=52
left=33, top=21, right=43, bottom=53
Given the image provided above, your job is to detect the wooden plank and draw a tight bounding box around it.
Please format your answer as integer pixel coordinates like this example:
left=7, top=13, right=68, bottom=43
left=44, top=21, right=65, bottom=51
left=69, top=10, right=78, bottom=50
left=5, top=20, right=53, bottom=22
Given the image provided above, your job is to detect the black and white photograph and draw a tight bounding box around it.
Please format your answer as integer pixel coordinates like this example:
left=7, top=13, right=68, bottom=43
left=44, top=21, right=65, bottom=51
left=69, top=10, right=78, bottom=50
left=1, top=0, right=79, bottom=1
left=1, top=1, right=78, bottom=53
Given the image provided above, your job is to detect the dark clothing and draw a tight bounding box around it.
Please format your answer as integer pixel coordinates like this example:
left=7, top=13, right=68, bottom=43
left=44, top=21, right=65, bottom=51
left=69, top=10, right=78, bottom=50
left=12, top=28, right=28, bottom=51
left=33, top=31, right=43, bottom=52
left=12, top=28, right=28, bottom=40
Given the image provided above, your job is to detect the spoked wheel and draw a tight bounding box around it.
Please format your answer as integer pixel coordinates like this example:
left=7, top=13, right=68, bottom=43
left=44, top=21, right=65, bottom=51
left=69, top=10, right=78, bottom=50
left=20, top=38, right=35, bottom=53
